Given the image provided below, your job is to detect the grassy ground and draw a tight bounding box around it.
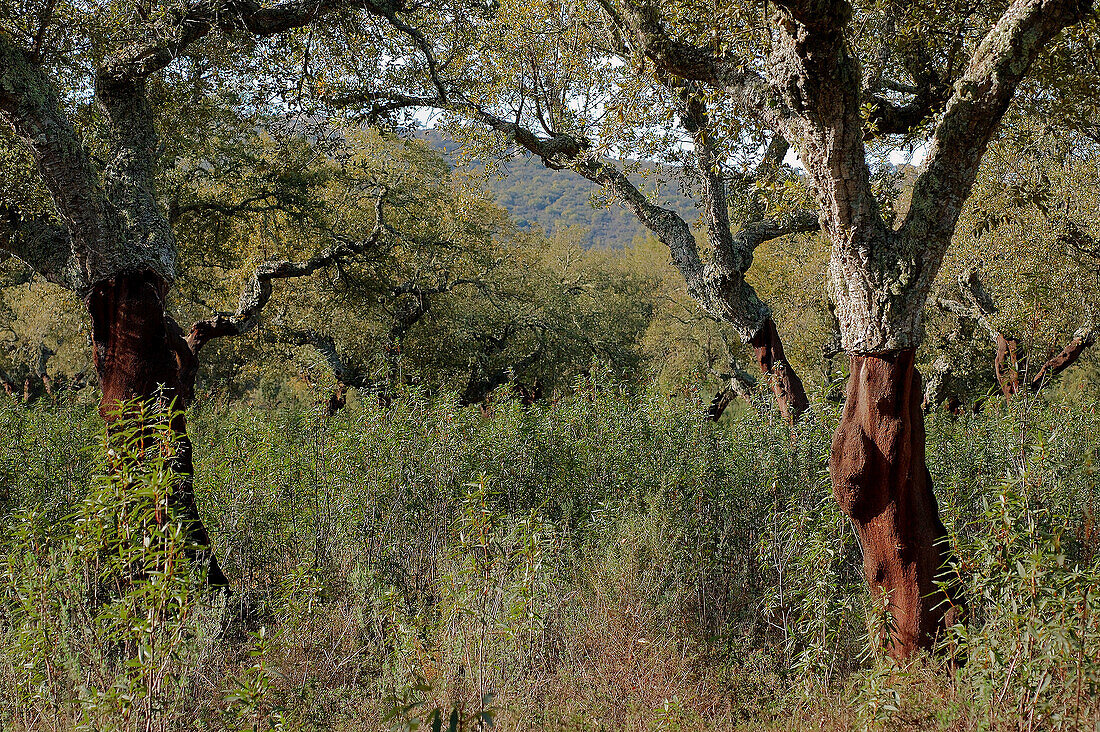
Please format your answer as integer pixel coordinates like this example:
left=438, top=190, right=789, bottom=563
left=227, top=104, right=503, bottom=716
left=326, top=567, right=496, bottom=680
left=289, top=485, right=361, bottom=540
left=1, top=383, right=1098, bottom=730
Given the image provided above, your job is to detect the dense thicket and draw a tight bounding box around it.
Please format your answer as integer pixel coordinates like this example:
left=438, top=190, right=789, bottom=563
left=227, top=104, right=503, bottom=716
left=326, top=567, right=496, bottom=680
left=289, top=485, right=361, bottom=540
left=2, top=389, right=1099, bottom=729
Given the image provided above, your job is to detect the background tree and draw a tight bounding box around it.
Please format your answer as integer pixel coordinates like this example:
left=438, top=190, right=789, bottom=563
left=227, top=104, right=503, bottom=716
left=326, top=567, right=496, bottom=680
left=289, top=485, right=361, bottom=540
left=928, top=123, right=1100, bottom=407
left=171, top=125, right=653, bottom=411
left=318, top=2, right=819, bottom=420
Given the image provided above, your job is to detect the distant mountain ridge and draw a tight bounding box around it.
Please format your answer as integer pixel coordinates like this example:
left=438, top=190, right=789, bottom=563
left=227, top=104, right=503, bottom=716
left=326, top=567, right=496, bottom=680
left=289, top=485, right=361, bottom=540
left=420, top=130, right=698, bottom=249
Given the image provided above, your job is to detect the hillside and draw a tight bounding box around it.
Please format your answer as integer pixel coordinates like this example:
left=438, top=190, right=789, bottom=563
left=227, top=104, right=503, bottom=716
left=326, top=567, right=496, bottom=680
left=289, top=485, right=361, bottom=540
left=422, top=130, right=698, bottom=249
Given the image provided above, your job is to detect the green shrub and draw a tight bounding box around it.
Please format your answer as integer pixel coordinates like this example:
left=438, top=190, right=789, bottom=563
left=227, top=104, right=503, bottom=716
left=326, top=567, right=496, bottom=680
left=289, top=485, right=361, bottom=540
left=0, top=385, right=1098, bottom=730
left=1, top=402, right=222, bottom=731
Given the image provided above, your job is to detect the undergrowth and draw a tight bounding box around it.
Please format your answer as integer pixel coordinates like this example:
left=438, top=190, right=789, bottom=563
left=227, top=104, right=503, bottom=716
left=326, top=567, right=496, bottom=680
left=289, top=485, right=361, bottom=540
left=1, top=382, right=1098, bottom=730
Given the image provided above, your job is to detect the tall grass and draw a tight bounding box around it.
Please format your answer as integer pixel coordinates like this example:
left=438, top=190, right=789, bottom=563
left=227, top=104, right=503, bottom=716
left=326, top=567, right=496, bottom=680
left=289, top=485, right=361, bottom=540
left=1, top=381, right=1098, bottom=730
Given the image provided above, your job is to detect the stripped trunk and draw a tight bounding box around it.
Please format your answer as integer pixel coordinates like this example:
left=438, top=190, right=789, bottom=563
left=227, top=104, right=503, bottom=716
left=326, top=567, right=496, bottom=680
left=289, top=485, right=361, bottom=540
left=831, top=350, right=960, bottom=658
left=602, top=0, right=1088, bottom=665
left=706, top=388, right=735, bottom=422
left=995, top=334, right=1023, bottom=398
left=995, top=328, right=1097, bottom=399
left=749, top=318, right=809, bottom=421
left=706, top=318, right=808, bottom=422
left=87, top=270, right=227, bottom=586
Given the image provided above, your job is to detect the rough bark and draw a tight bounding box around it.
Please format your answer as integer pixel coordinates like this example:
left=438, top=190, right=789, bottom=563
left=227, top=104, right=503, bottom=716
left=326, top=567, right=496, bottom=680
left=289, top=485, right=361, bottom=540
left=87, top=270, right=227, bottom=587
left=831, top=350, right=961, bottom=658
left=921, top=356, right=959, bottom=415
left=764, top=0, right=1086, bottom=658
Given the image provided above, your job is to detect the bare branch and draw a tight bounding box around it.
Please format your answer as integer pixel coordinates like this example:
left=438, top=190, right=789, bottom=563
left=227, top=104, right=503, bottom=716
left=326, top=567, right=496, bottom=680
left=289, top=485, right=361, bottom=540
left=169, top=193, right=287, bottom=224
left=287, top=328, right=372, bottom=386
left=30, top=0, right=58, bottom=62
left=732, top=211, right=820, bottom=251
left=1029, top=324, right=1097, bottom=389
left=863, top=89, right=948, bottom=138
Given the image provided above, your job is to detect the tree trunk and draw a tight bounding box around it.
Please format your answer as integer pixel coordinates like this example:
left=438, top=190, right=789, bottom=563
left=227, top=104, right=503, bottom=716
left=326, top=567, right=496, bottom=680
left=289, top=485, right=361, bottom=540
left=325, top=384, right=348, bottom=416
left=830, top=349, right=960, bottom=658
left=749, top=318, right=809, bottom=422
left=706, top=387, right=736, bottom=422
left=87, top=269, right=227, bottom=587
left=994, top=333, right=1022, bottom=398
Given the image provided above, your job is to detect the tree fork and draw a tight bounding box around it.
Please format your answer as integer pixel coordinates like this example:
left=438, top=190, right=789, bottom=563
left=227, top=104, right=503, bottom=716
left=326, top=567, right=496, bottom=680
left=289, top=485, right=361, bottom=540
left=995, top=328, right=1097, bottom=399
left=830, top=349, right=961, bottom=658
left=87, top=269, right=227, bottom=587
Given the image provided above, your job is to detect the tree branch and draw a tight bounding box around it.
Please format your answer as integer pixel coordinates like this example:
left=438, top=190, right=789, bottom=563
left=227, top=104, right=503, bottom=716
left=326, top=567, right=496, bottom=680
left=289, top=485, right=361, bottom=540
left=902, top=0, right=1091, bottom=247
left=706, top=360, right=759, bottom=421
left=186, top=188, right=387, bottom=352
left=100, top=0, right=410, bottom=83
left=931, top=268, right=1001, bottom=343
left=863, top=88, right=949, bottom=137
left=0, top=204, right=81, bottom=289
left=0, top=37, right=104, bottom=289
left=863, top=29, right=952, bottom=138
left=1029, top=324, right=1096, bottom=388
left=595, top=0, right=790, bottom=126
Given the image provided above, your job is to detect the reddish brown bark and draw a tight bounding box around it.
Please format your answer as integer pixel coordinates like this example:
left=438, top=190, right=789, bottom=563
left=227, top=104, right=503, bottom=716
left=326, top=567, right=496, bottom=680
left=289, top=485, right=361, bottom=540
left=995, top=334, right=1022, bottom=398
left=830, top=350, right=961, bottom=659
left=87, top=269, right=227, bottom=587
left=1031, top=331, right=1096, bottom=385
left=995, top=329, right=1096, bottom=399
left=748, top=318, right=809, bottom=422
